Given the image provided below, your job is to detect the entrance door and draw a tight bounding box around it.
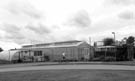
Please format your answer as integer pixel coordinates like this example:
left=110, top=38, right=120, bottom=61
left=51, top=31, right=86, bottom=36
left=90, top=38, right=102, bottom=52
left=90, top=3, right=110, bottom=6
left=84, top=48, right=89, bottom=60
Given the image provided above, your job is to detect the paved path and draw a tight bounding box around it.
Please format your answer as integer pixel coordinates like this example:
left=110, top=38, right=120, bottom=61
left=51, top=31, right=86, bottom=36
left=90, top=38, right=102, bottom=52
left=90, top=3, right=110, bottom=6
left=0, top=64, right=135, bottom=72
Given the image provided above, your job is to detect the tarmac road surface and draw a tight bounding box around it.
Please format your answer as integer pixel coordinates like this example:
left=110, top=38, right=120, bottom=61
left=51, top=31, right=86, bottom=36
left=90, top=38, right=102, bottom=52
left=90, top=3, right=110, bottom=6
left=0, top=64, right=135, bottom=72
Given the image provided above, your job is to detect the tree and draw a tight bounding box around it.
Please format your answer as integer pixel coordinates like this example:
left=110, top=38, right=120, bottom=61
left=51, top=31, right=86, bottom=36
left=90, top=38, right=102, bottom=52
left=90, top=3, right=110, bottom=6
left=126, top=36, right=135, bottom=60
left=126, top=36, right=134, bottom=45
left=103, top=38, right=115, bottom=46
left=0, top=47, right=3, bottom=52
left=94, top=42, right=97, bottom=47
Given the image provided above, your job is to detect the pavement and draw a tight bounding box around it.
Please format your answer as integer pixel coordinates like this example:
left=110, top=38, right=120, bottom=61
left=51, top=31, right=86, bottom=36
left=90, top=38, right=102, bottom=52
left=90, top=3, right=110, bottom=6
left=0, top=61, right=134, bottom=68
left=0, top=62, right=107, bottom=69
left=0, top=63, right=135, bottom=72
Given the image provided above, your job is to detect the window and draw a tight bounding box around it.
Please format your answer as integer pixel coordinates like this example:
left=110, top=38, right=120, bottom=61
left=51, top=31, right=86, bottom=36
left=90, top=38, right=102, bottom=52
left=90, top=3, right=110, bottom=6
left=34, top=51, right=42, bottom=56
left=25, top=51, right=28, bottom=53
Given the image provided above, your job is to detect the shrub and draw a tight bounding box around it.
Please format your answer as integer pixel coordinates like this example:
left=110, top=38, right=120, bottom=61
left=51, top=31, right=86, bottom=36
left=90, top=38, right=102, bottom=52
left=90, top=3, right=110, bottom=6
left=104, top=57, right=116, bottom=62
left=92, top=56, right=105, bottom=61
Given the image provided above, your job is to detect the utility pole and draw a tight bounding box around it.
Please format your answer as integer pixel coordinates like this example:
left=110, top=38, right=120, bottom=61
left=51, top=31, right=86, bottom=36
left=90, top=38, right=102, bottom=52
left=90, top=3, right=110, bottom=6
left=112, top=32, right=116, bottom=61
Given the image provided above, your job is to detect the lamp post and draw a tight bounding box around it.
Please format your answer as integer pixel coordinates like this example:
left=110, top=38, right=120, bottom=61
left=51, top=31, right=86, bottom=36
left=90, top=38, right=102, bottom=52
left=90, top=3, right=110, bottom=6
left=112, top=32, right=116, bottom=61
left=89, top=37, right=91, bottom=45
left=112, top=32, right=115, bottom=45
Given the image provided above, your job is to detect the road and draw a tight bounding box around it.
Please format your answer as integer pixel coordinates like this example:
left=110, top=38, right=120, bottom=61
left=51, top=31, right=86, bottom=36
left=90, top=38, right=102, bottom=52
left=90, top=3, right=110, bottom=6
left=0, top=64, right=135, bottom=72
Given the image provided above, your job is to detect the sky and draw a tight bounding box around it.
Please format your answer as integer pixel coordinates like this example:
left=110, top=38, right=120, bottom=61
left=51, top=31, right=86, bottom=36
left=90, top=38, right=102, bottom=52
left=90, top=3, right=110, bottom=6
left=0, top=0, right=135, bottom=50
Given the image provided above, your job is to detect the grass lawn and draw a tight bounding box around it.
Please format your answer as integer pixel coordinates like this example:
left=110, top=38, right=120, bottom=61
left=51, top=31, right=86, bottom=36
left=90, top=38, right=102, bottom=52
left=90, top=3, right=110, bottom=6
left=0, top=70, right=135, bottom=81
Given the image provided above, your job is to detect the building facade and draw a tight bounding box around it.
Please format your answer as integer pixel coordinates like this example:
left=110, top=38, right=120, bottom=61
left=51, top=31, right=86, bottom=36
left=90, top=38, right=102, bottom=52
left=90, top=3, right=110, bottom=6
left=18, top=40, right=94, bottom=62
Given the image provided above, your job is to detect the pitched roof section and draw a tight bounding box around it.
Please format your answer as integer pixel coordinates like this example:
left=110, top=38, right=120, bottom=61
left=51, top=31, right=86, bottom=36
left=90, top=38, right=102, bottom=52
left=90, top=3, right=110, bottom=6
left=22, top=40, right=85, bottom=49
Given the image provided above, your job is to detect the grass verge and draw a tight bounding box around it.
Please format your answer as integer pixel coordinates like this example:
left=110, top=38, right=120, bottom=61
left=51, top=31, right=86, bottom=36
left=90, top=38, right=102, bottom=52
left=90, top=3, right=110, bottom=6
left=0, top=70, right=135, bottom=81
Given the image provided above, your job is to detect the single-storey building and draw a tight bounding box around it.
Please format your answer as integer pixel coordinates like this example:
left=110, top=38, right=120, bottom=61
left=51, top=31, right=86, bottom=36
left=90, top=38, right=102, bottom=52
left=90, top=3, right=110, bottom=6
left=94, top=46, right=116, bottom=57
left=18, top=40, right=94, bottom=62
left=94, top=45, right=134, bottom=61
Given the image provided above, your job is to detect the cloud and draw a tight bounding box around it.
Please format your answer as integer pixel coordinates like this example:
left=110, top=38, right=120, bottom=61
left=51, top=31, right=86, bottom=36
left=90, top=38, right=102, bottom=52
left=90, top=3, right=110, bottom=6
left=0, top=21, right=56, bottom=45
left=118, top=11, right=135, bottom=20
left=0, top=23, right=25, bottom=44
left=0, top=0, right=47, bottom=46
left=5, top=1, right=43, bottom=19
left=106, top=0, right=135, bottom=5
left=76, top=13, right=135, bottom=42
left=0, top=23, right=52, bottom=44
left=1, top=23, right=21, bottom=33
left=66, top=10, right=91, bottom=28
left=26, top=23, right=51, bottom=34
left=0, top=41, right=21, bottom=50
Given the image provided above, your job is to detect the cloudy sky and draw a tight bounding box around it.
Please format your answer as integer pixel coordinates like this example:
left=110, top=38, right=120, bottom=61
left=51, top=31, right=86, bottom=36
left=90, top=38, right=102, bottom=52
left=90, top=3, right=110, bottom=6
left=0, top=0, right=135, bottom=50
